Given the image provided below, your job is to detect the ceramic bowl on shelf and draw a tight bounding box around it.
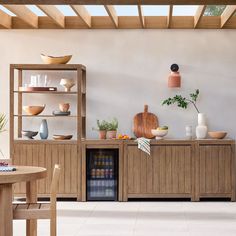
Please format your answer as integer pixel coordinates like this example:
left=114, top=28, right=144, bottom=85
left=60, top=79, right=75, bottom=92
left=208, top=131, right=227, bottom=139
left=23, top=105, right=45, bottom=115
left=53, top=135, right=73, bottom=140
left=151, top=129, right=168, bottom=140
left=21, top=130, right=38, bottom=139
left=40, top=54, right=72, bottom=64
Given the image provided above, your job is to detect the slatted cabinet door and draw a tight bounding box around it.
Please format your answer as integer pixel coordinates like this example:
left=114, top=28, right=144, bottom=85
left=127, top=144, right=193, bottom=198
left=12, top=143, right=78, bottom=198
left=13, top=143, right=46, bottom=194
left=199, top=145, right=232, bottom=196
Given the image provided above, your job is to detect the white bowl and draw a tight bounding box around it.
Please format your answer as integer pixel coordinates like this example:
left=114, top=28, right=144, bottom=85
left=151, top=129, right=168, bottom=140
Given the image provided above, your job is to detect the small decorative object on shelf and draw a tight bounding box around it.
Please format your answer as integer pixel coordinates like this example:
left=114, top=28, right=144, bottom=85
left=52, top=111, right=71, bottom=116
left=106, top=118, right=118, bottom=139
left=21, top=130, right=38, bottom=139
left=196, top=113, right=207, bottom=139
left=60, top=78, right=75, bottom=92
left=168, top=64, right=181, bottom=88
left=40, top=54, right=72, bottom=64
left=39, top=119, right=48, bottom=139
left=19, top=87, right=57, bottom=92
left=151, top=126, right=168, bottom=140
left=52, top=134, right=73, bottom=140
left=208, top=131, right=227, bottom=139
left=185, top=125, right=193, bottom=140
left=93, top=120, right=108, bottom=139
left=23, top=105, right=45, bottom=116
left=59, top=103, right=70, bottom=112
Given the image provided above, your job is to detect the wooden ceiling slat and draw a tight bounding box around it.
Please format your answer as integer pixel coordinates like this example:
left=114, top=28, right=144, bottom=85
left=137, top=5, right=145, bottom=28
left=37, top=5, right=65, bottom=28
left=194, top=5, right=206, bottom=28
left=0, top=10, right=12, bottom=28
left=221, top=5, right=236, bottom=28
left=104, top=5, right=118, bottom=28
left=70, top=5, right=91, bottom=28
left=0, top=1, right=236, bottom=5
left=3, top=5, right=38, bottom=28
left=167, top=5, right=173, bottom=28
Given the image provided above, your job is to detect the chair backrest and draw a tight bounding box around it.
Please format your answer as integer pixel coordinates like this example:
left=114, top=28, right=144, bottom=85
left=50, top=164, right=61, bottom=203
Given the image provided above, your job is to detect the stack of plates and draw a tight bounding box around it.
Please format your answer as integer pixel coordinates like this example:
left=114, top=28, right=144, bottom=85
left=52, top=111, right=71, bottom=116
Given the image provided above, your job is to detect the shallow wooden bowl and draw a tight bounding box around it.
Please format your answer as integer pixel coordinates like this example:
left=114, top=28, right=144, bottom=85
left=41, top=54, right=72, bottom=64
left=53, top=135, right=73, bottom=140
left=208, top=131, right=227, bottom=139
left=23, top=105, right=45, bottom=116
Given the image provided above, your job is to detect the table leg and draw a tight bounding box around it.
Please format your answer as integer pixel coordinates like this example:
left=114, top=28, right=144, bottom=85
left=0, top=184, right=13, bottom=236
left=26, top=180, right=37, bottom=236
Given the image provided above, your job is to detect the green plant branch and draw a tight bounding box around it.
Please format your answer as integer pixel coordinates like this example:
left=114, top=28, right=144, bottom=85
left=162, top=89, right=200, bottom=114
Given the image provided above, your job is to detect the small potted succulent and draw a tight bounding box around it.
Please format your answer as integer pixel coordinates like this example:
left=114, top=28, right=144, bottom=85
left=106, top=118, right=118, bottom=139
left=93, top=120, right=108, bottom=139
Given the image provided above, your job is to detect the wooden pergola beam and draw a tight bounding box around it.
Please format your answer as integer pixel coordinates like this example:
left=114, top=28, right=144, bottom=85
left=71, top=5, right=91, bottom=28
left=0, top=10, right=12, bottom=29
left=104, top=5, right=118, bottom=28
left=1, top=0, right=236, bottom=5
left=221, top=5, right=236, bottom=28
left=3, top=5, right=38, bottom=28
left=37, top=5, right=65, bottom=28
left=194, top=5, right=206, bottom=28
left=137, top=5, right=145, bottom=28
left=167, top=5, right=173, bottom=28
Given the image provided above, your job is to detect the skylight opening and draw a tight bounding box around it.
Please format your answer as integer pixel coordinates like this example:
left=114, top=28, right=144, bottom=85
left=56, top=5, right=77, bottom=16
left=173, top=5, right=198, bottom=16
left=85, top=5, right=108, bottom=16
left=0, top=5, right=16, bottom=16
left=142, top=5, right=169, bottom=16
left=26, top=5, right=46, bottom=16
left=114, top=5, right=138, bottom=16
left=204, top=5, right=226, bottom=16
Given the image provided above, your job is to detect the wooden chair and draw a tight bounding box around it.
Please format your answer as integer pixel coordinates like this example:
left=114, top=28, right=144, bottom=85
left=13, top=164, right=61, bottom=236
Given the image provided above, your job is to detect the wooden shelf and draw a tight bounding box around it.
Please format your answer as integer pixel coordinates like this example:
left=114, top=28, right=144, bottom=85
left=14, top=91, right=78, bottom=94
left=14, top=139, right=78, bottom=144
left=11, top=64, right=86, bottom=71
left=14, top=115, right=79, bottom=118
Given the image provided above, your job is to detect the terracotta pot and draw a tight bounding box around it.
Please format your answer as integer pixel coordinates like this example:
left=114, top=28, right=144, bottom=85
left=107, top=130, right=117, bottom=139
left=168, top=72, right=181, bottom=88
left=98, top=130, right=107, bottom=139
left=59, top=103, right=70, bottom=112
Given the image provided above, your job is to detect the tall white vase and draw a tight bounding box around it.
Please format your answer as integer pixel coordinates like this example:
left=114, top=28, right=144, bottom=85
left=196, top=113, right=207, bottom=139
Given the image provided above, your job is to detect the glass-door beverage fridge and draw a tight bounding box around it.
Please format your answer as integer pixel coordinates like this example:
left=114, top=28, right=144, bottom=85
left=86, top=149, right=119, bottom=201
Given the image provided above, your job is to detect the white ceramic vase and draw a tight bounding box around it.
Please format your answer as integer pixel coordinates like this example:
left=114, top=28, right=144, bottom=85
left=196, top=113, right=207, bottom=139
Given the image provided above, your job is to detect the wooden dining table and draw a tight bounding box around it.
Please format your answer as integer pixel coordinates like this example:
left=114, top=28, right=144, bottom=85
left=0, top=166, right=47, bottom=236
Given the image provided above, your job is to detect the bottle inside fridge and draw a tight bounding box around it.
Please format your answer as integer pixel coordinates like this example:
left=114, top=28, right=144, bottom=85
left=86, top=149, right=119, bottom=201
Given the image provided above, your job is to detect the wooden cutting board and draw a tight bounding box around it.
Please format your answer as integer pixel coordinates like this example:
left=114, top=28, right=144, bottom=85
left=133, top=105, right=159, bottom=139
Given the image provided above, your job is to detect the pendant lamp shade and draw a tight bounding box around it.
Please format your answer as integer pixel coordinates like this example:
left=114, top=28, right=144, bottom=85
left=168, top=64, right=181, bottom=88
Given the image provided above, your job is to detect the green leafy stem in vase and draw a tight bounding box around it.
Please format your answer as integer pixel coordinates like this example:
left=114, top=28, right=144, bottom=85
left=0, top=113, right=7, bottom=158
left=162, top=89, right=200, bottom=114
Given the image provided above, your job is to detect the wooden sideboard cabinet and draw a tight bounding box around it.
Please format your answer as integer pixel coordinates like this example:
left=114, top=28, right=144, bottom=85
left=123, top=141, right=195, bottom=201
left=12, top=141, right=80, bottom=199
left=195, top=140, right=235, bottom=201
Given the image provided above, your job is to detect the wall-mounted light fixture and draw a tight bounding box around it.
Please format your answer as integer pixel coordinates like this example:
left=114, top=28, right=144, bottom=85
left=168, top=64, right=181, bottom=88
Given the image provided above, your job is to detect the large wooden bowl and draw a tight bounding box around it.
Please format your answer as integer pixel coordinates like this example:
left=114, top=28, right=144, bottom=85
left=41, top=54, right=72, bottom=64
left=208, top=131, right=227, bottom=139
left=23, top=105, right=45, bottom=116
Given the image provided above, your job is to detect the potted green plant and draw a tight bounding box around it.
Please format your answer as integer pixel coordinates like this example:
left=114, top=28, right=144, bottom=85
left=106, top=118, right=118, bottom=139
left=93, top=120, right=108, bottom=139
left=0, top=113, right=7, bottom=158
left=162, top=89, right=207, bottom=139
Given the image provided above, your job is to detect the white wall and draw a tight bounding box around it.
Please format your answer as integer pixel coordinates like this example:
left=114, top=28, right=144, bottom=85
left=0, top=30, right=236, bottom=157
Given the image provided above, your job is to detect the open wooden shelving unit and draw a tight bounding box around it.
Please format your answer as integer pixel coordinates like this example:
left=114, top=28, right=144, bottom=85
left=10, top=64, right=86, bottom=200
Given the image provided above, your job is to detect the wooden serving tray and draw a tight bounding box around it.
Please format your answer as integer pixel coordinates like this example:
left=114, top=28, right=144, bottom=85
left=19, top=87, right=57, bottom=92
